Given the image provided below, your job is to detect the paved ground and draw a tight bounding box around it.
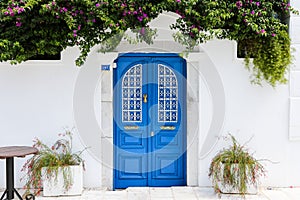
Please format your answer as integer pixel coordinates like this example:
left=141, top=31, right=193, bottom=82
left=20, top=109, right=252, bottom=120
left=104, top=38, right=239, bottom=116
left=29, top=187, right=300, bottom=200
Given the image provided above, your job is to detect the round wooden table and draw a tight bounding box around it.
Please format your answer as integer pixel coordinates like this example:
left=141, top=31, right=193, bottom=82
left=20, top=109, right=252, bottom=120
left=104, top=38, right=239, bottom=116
left=0, top=146, right=38, bottom=200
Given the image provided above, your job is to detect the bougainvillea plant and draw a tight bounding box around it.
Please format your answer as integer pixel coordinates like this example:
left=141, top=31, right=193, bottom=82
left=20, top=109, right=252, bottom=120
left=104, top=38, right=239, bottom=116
left=0, top=0, right=298, bottom=86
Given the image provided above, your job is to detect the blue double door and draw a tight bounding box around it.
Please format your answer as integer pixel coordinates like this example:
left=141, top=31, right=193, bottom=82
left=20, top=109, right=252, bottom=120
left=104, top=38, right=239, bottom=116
left=113, top=53, right=187, bottom=189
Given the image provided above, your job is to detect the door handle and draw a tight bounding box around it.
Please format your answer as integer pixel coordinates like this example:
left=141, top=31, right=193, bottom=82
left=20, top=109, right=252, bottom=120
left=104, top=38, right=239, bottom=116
left=160, top=126, right=176, bottom=130
left=124, top=126, right=139, bottom=130
left=150, top=131, right=154, bottom=137
left=143, top=94, right=148, bottom=103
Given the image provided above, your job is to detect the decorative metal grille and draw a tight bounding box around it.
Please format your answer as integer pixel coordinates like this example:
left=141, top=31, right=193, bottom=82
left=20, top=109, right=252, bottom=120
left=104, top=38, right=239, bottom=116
left=158, top=64, right=178, bottom=122
left=122, top=64, right=142, bottom=122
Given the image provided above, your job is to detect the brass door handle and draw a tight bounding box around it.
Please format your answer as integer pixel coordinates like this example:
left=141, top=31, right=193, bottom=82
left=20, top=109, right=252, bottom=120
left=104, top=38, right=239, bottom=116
left=160, top=126, right=176, bottom=130
left=124, top=126, right=139, bottom=130
left=143, top=94, right=148, bottom=103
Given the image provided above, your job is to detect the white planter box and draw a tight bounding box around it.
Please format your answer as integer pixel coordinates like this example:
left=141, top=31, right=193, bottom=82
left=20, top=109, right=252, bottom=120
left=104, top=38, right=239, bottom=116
left=42, top=164, right=83, bottom=196
left=217, top=163, right=258, bottom=195
left=218, top=181, right=258, bottom=195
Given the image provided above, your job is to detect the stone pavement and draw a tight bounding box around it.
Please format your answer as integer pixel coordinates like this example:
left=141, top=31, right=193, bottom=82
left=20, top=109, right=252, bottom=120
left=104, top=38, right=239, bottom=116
left=29, top=187, right=300, bottom=200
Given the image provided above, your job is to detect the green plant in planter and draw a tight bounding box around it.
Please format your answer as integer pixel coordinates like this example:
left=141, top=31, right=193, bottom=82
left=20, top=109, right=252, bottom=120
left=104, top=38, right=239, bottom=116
left=208, top=134, right=265, bottom=196
left=21, top=129, right=86, bottom=196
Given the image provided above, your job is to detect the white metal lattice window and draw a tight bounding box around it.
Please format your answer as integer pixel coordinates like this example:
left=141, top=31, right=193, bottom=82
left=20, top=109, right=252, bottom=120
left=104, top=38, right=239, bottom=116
left=122, top=64, right=142, bottom=122
left=158, top=64, right=178, bottom=122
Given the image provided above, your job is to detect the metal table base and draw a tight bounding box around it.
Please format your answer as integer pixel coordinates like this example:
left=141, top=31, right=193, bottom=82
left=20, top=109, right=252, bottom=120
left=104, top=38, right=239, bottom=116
left=0, top=158, right=23, bottom=200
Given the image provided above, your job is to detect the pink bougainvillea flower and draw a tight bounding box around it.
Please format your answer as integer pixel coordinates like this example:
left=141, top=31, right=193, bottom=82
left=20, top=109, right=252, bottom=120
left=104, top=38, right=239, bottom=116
left=16, top=21, right=22, bottom=27
left=137, top=16, right=143, bottom=22
left=140, top=27, right=145, bottom=35
left=236, top=1, right=243, bottom=9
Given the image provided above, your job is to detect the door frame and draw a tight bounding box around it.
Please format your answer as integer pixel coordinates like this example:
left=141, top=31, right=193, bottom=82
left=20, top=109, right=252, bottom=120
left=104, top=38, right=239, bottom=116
left=112, top=53, right=187, bottom=189
left=97, top=51, right=205, bottom=190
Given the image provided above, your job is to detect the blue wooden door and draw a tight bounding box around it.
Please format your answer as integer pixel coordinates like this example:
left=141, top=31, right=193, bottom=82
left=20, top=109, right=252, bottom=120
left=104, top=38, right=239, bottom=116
left=113, top=53, right=186, bottom=189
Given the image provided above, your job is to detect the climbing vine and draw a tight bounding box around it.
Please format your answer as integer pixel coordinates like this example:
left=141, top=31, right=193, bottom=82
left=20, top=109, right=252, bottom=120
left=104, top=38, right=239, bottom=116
left=0, top=0, right=298, bottom=86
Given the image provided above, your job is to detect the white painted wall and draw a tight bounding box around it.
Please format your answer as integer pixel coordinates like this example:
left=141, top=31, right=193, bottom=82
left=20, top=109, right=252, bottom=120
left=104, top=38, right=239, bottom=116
left=0, top=9, right=300, bottom=190
left=0, top=47, right=102, bottom=189
left=198, top=40, right=293, bottom=187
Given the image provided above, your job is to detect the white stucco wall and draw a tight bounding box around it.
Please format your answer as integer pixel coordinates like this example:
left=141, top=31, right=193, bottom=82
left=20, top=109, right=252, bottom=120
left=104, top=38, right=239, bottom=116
left=198, top=40, right=292, bottom=187
left=0, top=9, right=300, bottom=189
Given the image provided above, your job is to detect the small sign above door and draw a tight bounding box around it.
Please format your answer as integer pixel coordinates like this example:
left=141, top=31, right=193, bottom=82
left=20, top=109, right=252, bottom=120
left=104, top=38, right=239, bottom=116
left=101, top=64, right=110, bottom=71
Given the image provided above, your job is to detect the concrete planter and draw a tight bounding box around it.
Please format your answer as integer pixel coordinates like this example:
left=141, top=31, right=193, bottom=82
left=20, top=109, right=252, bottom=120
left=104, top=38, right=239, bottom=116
left=42, top=164, right=83, bottom=196
left=218, top=181, right=258, bottom=195
left=218, top=163, right=258, bottom=195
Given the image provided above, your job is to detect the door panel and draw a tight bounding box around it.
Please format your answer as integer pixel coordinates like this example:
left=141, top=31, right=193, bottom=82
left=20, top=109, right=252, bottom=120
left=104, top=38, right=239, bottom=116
left=120, top=131, right=144, bottom=148
left=113, top=53, right=186, bottom=189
